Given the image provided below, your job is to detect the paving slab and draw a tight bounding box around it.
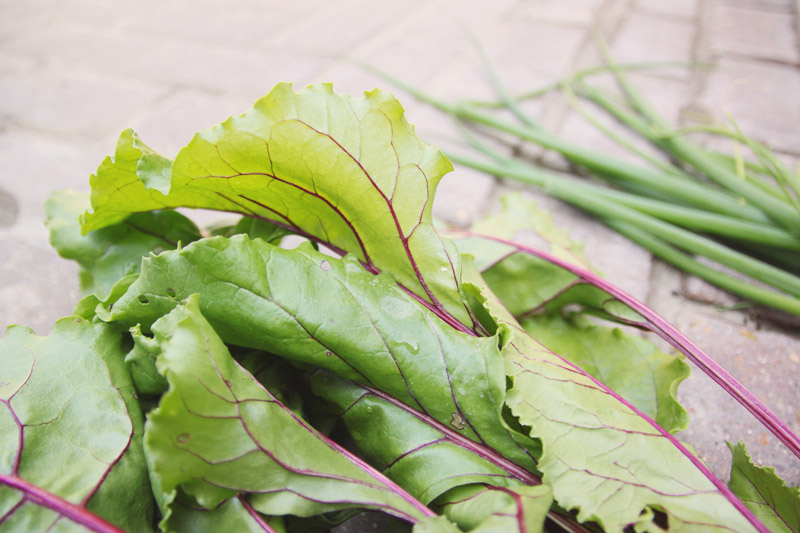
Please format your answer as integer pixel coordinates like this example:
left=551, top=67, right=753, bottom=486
left=647, top=262, right=800, bottom=483
left=697, top=56, right=800, bottom=152
left=720, top=0, right=795, bottom=11
left=0, top=187, right=18, bottom=227
left=710, top=2, right=800, bottom=62
left=636, top=0, right=699, bottom=19
left=0, top=129, right=107, bottom=235
left=0, top=66, right=169, bottom=140
left=611, top=10, right=697, bottom=79
left=0, top=235, right=80, bottom=336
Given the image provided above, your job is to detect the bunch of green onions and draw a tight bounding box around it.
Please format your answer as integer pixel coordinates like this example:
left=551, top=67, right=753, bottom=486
left=378, top=57, right=800, bottom=318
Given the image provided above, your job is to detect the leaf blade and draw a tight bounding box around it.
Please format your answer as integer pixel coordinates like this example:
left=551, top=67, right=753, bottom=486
left=46, top=189, right=201, bottom=299
left=0, top=319, right=153, bottom=532
left=106, top=235, right=540, bottom=479
left=82, top=84, right=473, bottom=327
left=497, top=315, right=758, bottom=531
left=144, top=295, right=433, bottom=525
left=433, top=484, right=553, bottom=533
left=520, top=314, right=690, bottom=433
left=728, top=442, right=800, bottom=532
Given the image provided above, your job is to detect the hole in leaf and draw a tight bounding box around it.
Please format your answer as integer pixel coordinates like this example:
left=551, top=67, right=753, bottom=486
left=176, top=433, right=190, bottom=444
left=320, top=260, right=331, bottom=271
left=450, top=413, right=466, bottom=430
left=325, top=351, right=332, bottom=357
left=652, top=509, right=668, bottom=529
left=138, top=295, right=149, bottom=304
left=166, top=288, right=177, bottom=298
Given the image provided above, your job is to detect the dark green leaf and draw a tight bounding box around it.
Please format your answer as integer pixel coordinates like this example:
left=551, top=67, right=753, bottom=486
left=164, top=494, right=285, bottom=533
left=144, top=295, right=433, bottom=525
left=208, top=216, right=293, bottom=244
left=45, top=189, right=201, bottom=299
left=105, top=235, right=540, bottom=478
left=728, top=442, right=800, bottom=532
left=126, top=324, right=168, bottom=396
left=432, top=484, right=552, bottom=532
left=450, top=194, right=645, bottom=324
left=311, top=370, right=539, bottom=504
left=471, top=275, right=757, bottom=531
left=455, top=197, right=690, bottom=432
left=0, top=318, right=152, bottom=532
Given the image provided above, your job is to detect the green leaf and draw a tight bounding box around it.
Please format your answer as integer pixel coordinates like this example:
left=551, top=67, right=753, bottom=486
left=81, top=84, right=473, bottom=327
left=451, top=206, right=644, bottom=325
left=480, top=251, right=587, bottom=315
left=0, top=318, right=153, bottom=532
left=311, top=370, right=539, bottom=505
left=479, top=250, right=648, bottom=325
left=455, top=208, right=691, bottom=433
left=412, top=515, right=462, bottom=533
left=86, top=129, right=173, bottom=219
left=104, top=234, right=759, bottom=529
left=520, top=314, right=690, bottom=433
left=45, top=189, right=201, bottom=299
left=464, top=194, right=590, bottom=270
left=728, top=442, right=800, bottom=532
left=144, top=295, right=433, bottom=525
left=473, top=282, right=758, bottom=531
left=72, top=273, right=139, bottom=322
left=208, top=216, right=293, bottom=244
left=104, top=235, right=540, bottom=478
left=164, top=494, right=285, bottom=533
left=433, top=484, right=552, bottom=533
left=126, top=324, right=168, bottom=397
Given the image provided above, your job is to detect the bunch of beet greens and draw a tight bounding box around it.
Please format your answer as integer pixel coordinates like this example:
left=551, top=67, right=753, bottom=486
left=1, top=83, right=798, bottom=533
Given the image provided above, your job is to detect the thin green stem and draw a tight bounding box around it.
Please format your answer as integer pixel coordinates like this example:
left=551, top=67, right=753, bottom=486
left=725, top=116, right=800, bottom=214
left=448, top=152, right=800, bottom=309
left=607, top=222, right=800, bottom=315
left=474, top=40, right=542, bottom=131
left=597, top=47, right=800, bottom=231
left=369, top=66, right=771, bottom=223
left=456, top=102, right=773, bottom=223
left=481, top=52, right=690, bottom=180
left=572, top=83, right=789, bottom=201
left=561, top=81, right=690, bottom=178
left=454, top=126, right=800, bottom=250
left=467, top=61, right=708, bottom=108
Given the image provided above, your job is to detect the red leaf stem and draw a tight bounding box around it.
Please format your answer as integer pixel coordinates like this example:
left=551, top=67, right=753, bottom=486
left=0, top=473, right=124, bottom=533
left=453, top=230, right=800, bottom=461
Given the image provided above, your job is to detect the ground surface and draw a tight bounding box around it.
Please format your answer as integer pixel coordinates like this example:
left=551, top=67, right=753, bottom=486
left=1, top=0, right=798, bottom=518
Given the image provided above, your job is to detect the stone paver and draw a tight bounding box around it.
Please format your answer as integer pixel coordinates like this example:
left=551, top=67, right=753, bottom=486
left=611, top=10, right=697, bottom=78
left=1, top=0, right=798, bottom=525
left=710, top=3, right=800, bottom=62
left=636, top=0, right=698, bottom=19
left=0, top=236, right=80, bottom=335
left=697, top=56, right=800, bottom=153
left=648, top=261, right=800, bottom=479
left=0, top=187, right=18, bottom=227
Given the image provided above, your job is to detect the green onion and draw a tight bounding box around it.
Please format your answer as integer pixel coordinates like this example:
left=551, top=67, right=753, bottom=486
left=367, top=55, right=800, bottom=317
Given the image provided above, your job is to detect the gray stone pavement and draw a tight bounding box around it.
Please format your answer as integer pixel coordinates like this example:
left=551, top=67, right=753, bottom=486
left=1, top=0, right=798, bottom=503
